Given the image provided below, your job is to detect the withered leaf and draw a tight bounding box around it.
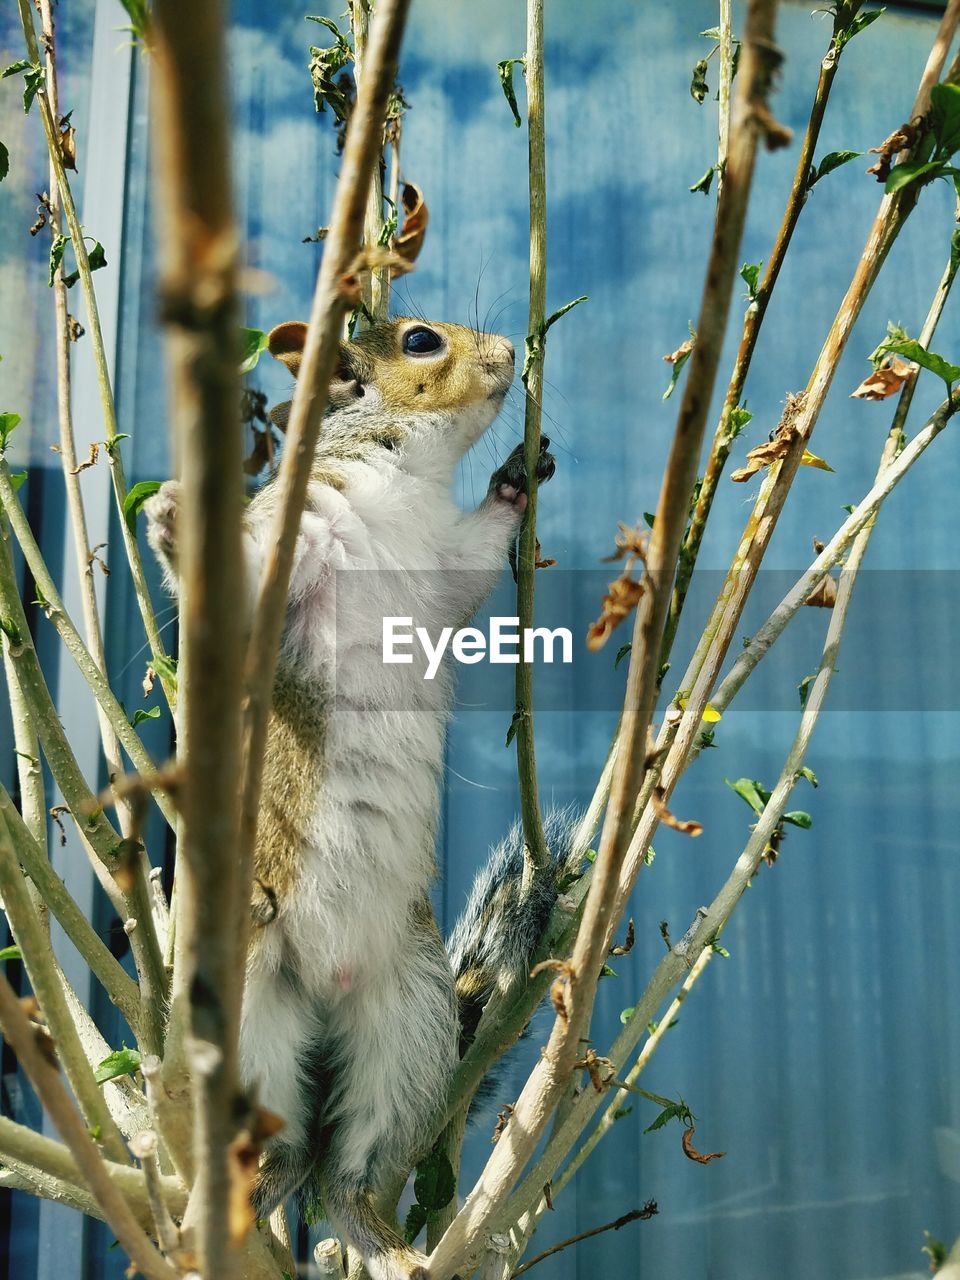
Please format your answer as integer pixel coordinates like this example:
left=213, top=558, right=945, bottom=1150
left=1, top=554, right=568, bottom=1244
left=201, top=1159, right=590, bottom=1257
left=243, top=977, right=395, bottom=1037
left=652, top=789, right=703, bottom=837
left=586, top=575, right=644, bottom=651
left=804, top=576, right=838, bottom=608
left=866, top=121, right=919, bottom=183
left=69, top=442, right=99, bottom=475
left=730, top=432, right=796, bottom=483
left=58, top=118, right=77, bottom=172
left=682, top=1121, right=725, bottom=1164
left=492, top=1103, right=514, bottom=1144
left=850, top=356, right=915, bottom=400
left=663, top=337, right=694, bottom=366
left=391, top=182, right=428, bottom=275
left=227, top=1108, right=285, bottom=1247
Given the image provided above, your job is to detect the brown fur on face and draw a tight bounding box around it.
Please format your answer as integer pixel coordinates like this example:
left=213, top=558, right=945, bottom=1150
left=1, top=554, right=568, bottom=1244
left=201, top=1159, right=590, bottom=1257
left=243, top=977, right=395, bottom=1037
left=267, top=317, right=514, bottom=416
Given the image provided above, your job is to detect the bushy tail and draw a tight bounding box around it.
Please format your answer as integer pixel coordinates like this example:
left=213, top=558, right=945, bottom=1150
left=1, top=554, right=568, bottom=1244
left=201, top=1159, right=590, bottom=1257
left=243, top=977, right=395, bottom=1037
left=447, top=810, right=583, bottom=1055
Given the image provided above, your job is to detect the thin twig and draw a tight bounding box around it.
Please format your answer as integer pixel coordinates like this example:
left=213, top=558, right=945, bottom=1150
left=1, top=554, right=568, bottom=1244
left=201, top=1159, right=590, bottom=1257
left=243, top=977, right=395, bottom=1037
left=0, top=462, right=175, bottom=828
left=0, top=974, right=179, bottom=1280
left=513, top=0, right=550, bottom=874
left=149, top=0, right=246, bottom=1272
left=553, top=948, right=714, bottom=1200
left=0, top=521, right=167, bottom=1051
left=352, top=0, right=390, bottom=324
left=0, top=1117, right=185, bottom=1229
left=0, top=784, right=140, bottom=1025
left=662, top=2, right=858, bottom=663
left=37, top=0, right=147, bottom=845
left=428, top=9, right=781, bottom=1276
left=15, top=0, right=170, bottom=695
left=0, top=805, right=130, bottom=1163
left=234, top=0, right=411, bottom=1001
left=511, top=1207, right=653, bottom=1277
left=716, top=0, right=733, bottom=198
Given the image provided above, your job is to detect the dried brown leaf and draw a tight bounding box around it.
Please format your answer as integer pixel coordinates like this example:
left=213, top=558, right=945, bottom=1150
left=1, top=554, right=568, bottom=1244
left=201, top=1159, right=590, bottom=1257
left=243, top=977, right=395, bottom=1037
left=850, top=357, right=915, bottom=401
left=492, top=1103, right=514, bottom=1144
left=663, top=337, right=694, bottom=365
left=682, top=1121, right=725, bottom=1164
left=804, top=576, right=838, bottom=608
left=391, top=182, right=429, bottom=275
left=58, top=120, right=77, bottom=172
left=652, top=789, right=703, bottom=837
left=69, top=442, right=99, bottom=475
left=866, top=120, right=919, bottom=183
left=610, top=918, right=635, bottom=957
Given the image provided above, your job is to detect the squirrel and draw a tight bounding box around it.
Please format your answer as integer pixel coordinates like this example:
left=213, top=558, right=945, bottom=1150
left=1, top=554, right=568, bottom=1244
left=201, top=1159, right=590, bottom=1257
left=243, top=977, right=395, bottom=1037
left=145, top=316, right=573, bottom=1280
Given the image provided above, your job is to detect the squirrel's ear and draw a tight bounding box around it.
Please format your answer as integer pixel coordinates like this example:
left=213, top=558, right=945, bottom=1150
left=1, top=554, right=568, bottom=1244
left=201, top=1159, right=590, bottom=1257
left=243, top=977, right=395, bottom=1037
left=267, top=321, right=309, bottom=376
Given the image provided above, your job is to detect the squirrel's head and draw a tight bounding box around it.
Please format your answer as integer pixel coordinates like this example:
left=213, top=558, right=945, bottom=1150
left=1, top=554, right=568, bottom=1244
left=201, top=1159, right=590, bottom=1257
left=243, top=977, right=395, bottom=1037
left=267, top=317, right=515, bottom=479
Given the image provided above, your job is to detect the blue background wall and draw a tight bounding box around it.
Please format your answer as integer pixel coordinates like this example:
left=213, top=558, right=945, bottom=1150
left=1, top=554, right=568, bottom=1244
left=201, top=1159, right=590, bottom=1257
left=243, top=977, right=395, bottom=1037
left=1, top=1, right=958, bottom=1276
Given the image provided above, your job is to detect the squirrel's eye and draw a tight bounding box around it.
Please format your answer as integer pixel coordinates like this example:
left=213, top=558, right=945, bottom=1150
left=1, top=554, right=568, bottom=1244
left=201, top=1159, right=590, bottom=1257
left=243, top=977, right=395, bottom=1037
left=402, top=326, right=443, bottom=356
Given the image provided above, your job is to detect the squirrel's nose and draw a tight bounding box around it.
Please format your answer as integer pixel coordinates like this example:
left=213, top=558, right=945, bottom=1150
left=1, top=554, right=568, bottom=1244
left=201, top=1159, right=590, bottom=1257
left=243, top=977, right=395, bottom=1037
left=489, top=335, right=515, bottom=366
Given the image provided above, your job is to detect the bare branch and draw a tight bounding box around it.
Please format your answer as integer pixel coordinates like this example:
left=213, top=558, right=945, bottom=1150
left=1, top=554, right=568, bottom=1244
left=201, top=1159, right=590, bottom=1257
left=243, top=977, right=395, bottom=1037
left=513, top=0, right=550, bottom=873
left=0, top=524, right=167, bottom=1052
left=0, top=975, right=179, bottom=1280
left=0, top=805, right=130, bottom=1162
left=428, top=9, right=783, bottom=1275
left=0, top=462, right=175, bottom=829
left=0, top=784, right=140, bottom=1026
left=512, top=1206, right=656, bottom=1277
left=15, top=0, right=170, bottom=687
left=235, top=0, right=411, bottom=989
left=149, top=0, right=246, bottom=1270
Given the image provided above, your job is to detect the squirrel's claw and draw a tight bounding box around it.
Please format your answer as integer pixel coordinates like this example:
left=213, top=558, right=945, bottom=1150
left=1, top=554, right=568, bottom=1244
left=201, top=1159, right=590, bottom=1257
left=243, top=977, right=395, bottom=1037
left=489, top=436, right=556, bottom=502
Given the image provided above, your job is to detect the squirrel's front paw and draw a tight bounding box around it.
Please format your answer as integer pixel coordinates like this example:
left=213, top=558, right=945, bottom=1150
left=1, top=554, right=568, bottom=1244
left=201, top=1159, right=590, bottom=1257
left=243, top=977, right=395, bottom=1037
left=488, top=437, right=556, bottom=513
left=144, top=480, right=181, bottom=571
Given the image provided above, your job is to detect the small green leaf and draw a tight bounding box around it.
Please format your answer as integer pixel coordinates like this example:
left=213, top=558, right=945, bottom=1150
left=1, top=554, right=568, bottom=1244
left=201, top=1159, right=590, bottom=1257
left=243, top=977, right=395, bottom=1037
left=642, top=511, right=656, bottom=528
left=600, top=964, right=617, bottom=979
left=728, top=405, right=752, bottom=438
left=725, top=776, right=769, bottom=816
left=662, top=323, right=696, bottom=401
left=497, top=57, right=525, bottom=128
left=1, top=60, right=32, bottom=79
left=584, top=849, right=597, bottom=863
left=808, top=150, right=862, bottom=189
left=0, top=140, right=9, bottom=183
left=0, top=945, right=22, bottom=962
left=620, top=1006, right=635, bottom=1024
left=123, top=480, right=162, bottom=533
left=836, top=8, right=884, bottom=51
left=542, top=294, right=588, bottom=336
left=644, top=1102, right=688, bottom=1133
left=689, top=165, right=715, bottom=195
left=48, top=233, right=67, bottom=288
left=798, top=765, right=819, bottom=788
left=505, top=707, right=525, bottom=747
left=710, top=941, right=730, bottom=958
left=239, top=327, right=269, bottom=374
left=413, top=1150, right=455, bottom=1213
left=118, top=0, right=151, bottom=42
left=931, top=82, right=960, bottom=159
left=63, top=240, right=108, bottom=290
left=783, top=810, right=812, bottom=829
left=615, top=643, right=632, bottom=669
left=0, top=412, right=22, bottom=450
left=884, top=160, right=944, bottom=195
left=403, top=1203, right=427, bottom=1245
left=881, top=336, right=960, bottom=392
left=131, top=705, right=161, bottom=728
left=643, top=846, right=655, bottom=867
left=842, top=503, right=856, bottom=515
left=10, top=471, right=26, bottom=492
left=22, top=66, right=45, bottom=115
left=95, top=1044, right=142, bottom=1085
left=739, top=261, right=762, bottom=302
left=690, top=58, right=709, bottom=104
left=949, top=228, right=960, bottom=285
